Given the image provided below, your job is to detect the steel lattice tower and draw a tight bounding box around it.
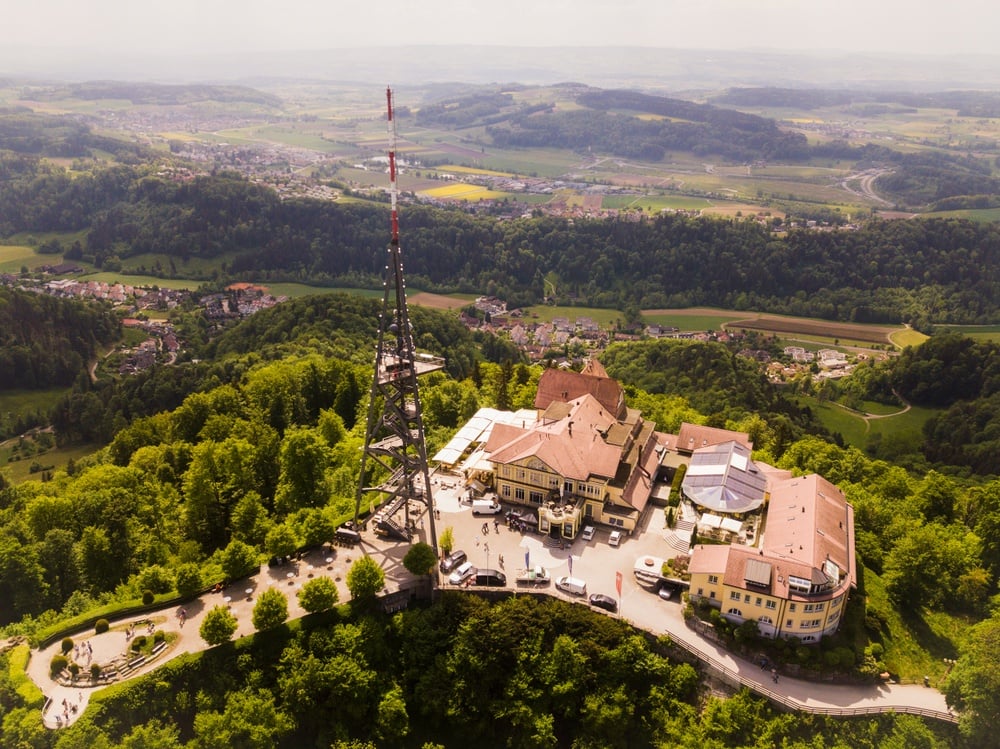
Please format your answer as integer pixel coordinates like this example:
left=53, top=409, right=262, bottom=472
left=353, top=87, right=443, bottom=552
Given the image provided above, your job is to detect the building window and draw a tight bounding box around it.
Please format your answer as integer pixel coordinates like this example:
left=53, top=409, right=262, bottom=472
left=789, top=603, right=797, bottom=612
left=815, top=602, right=825, bottom=611
left=744, top=594, right=751, bottom=603
left=785, top=619, right=793, bottom=628
left=517, top=469, right=525, bottom=480
left=730, top=591, right=741, bottom=601
left=515, top=488, right=525, bottom=501
left=726, top=608, right=742, bottom=617
left=804, top=604, right=815, bottom=613
left=529, top=491, right=542, bottom=505
left=697, top=588, right=704, bottom=596
left=800, top=619, right=821, bottom=629
left=709, top=591, right=716, bottom=599
left=802, top=635, right=816, bottom=643
left=759, top=616, right=773, bottom=625
left=708, top=575, right=719, bottom=584
left=501, top=485, right=511, bottom=497
left=531, top=472, right=539, bottom=485
left=755, top=597, right=762, bottom=607
left=828, top=612, right=840, bottom=623
left=765, top=600, right=776, bottom=610
left=564, top=481, right=573, bottom=494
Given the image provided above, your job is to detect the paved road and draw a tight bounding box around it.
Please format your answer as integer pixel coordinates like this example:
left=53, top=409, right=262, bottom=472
left=28, top=469, right=954, bottom=730
left=432, top=475, right=954, bottom=721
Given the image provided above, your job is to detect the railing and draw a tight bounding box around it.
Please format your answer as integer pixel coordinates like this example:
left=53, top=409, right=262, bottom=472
left=664, top=631, right=959, bottom=724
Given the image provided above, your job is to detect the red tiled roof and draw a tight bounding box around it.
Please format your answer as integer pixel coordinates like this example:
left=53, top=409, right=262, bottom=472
left=534, top=368, right=625, bottom=419
left=487, top=395, right=621, bottom=481
left=676, top=422, right=752, bottom=454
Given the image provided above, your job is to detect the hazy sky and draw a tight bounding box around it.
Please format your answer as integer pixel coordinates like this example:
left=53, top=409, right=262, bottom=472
left=8, top=0, right=999, bottom=58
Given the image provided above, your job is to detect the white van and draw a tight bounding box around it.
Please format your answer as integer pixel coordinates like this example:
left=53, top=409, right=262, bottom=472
left=472, top=499, right=502, bottom=516
left=555, top=576, right=588, bottom=596
left=609, top=530, right=623, bottom=547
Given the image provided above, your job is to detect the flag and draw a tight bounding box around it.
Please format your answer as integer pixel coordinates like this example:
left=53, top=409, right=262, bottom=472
left=568, top=554, right=573, bottom=575
left=525, top=551, right=530, bottom=570
left=615, top=571, right=623, bottom=596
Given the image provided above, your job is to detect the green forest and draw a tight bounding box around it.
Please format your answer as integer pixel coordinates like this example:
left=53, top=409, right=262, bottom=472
left=3, top=148, right=1000, bottom=325
left=1, top=292, right=1000, bottom=745
left=4, top=87, right=1000, bottom=746
left=0, top=595, right=959, bottom=748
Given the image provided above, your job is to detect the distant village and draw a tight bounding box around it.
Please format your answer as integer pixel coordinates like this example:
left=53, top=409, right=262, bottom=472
left=3, top=264, right=867, bottom=383
left=2, top=268, right=284, bottom=377
left=461, top=296, right=873, bottom=382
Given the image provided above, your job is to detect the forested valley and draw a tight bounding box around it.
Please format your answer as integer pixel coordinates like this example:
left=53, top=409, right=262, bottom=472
left=0, top=290, right=999, bottom=745
left=3, top=93, right=1000, bottom=746
left=3, top=152, right=1000, bottom=326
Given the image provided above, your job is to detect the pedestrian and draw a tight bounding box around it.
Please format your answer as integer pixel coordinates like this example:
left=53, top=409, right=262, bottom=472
left=493, top=519, right=499, bottom=533
left=499, top=554, right=504, bottom=568
left=475, top=535, right=480, bottom=547
left=771, top=668, right=778, bottom=683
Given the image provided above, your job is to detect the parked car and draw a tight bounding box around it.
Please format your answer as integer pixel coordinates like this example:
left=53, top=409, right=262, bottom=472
left=609, top=530, right=623, bottom=547
left=475, top=569, right=507, bottom=586
left=448, top=561, right=477, bottom=585
left=657, top=581, right=679, bottom=601
left=581, top=525, right=596, bottom=541
left=472, top=499, right=502, bottom=515
left=440, top=549, right=468, bottom=573
left=555, top=576, right=588, bottom=596
left=589, top=593, right=618, bottom=613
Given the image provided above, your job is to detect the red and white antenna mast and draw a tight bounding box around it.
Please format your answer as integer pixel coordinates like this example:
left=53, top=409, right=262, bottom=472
left=386, top=86, right=400, bottom=247
left=353, top=87, right=444, bottom=557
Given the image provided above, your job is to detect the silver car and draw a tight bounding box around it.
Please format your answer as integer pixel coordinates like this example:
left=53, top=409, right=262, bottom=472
left=448, top=561, right=477, bottom=585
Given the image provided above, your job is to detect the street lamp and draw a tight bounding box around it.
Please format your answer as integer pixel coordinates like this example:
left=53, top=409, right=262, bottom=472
left=484, top=541, right=490, bottom=572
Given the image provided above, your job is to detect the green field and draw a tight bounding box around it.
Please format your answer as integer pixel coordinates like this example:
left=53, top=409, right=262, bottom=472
left=86, top=272, right=202, bottom=290
left=793, top=394, right=937, bottom=452
left=935, top=324, right=1000, bottom=342
left=1, top=441, right=101, bottom=484
left=641, top=309, right=739, bottom=331
left=520, top=304, right=624, bottom=327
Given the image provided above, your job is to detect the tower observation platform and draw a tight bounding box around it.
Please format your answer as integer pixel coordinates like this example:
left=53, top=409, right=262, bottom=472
left=352, top=88, right=441, bottom=553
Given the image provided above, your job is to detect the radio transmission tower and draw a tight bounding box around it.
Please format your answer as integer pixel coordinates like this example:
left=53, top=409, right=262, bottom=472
left=353, top=87, right=443, bottom=552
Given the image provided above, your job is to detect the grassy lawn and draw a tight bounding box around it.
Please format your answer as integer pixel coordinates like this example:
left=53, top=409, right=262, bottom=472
left=793, top=394, right=937, bottom=451
left=1, top=442, right=101, bottom=484
left=0, top=388, right=68, bottom=420
left=520, top=304, right=623, bottom=327
left=936, top=324, right=1000, bottom=343
left=641, top=309, right=739, bottom=331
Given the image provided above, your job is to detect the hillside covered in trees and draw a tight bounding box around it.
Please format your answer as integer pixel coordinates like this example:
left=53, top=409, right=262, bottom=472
left=4, top=154, right=1000, bottom=325
left=0, top=595, right=958, bottom=748
left=0, top=287, right=120, bottom=390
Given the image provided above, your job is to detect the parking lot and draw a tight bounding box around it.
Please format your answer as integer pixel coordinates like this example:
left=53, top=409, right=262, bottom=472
left=421, top=469, right=685, bottom=625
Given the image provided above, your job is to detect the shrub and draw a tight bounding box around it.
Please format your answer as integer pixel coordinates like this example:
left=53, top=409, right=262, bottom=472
left=153, top=630, right=165, bottom=643
left=60, top=637, right=74, bottom=655
left=135, top=564, right=174, bottom=595
left=142, top=589, right=155, bottom=605
left=95, top=619, right=109, bottom=634
left=68, top=662, right=80, bottom=679
left=90, top=663, right=101, bottom=680
left=50, top=654, right=68, bottom=677
left=175, top=563, right=203, bottom=596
